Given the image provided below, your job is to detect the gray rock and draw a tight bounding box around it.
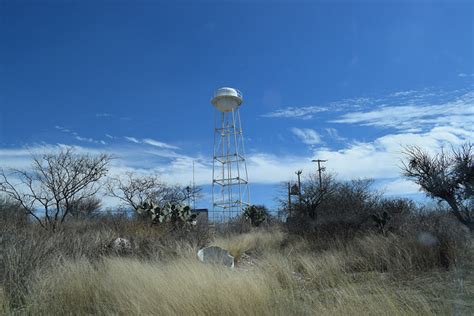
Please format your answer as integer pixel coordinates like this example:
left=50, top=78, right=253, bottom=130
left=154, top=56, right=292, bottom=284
left=112, top=237, right=132, bottom=253
left=197, top=246, right=234, bottom=268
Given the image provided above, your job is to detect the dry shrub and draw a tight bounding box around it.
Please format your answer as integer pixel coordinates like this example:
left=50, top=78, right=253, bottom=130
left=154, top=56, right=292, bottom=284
left=213, top=216, right=253, bottom=235
left=404, top=209, right=470, bottom=268
left=315, top=231, right=468, bottom=274
left=212, top=229, right=285, bottom=261
left=0, top=215, right=210, bottom=311
left=345, top=234, right=442, bottom=272
left=0, top=197, right=28, bottom=228
left=1, top=223, right=114, bottom=308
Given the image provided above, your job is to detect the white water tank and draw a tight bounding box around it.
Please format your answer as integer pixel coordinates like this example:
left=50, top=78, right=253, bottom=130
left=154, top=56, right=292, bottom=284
left=211, top=87, right=243, bottom=112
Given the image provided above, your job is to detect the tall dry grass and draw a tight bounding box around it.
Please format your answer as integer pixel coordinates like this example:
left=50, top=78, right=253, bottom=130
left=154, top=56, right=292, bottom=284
left=23, top=248, right=459, bottom=315
left=212, top=228, right=286, bottom=261
left=2, top=214, right=472, bottom=315
left=0, top=287, right=8, bottom=315
left=16, top=230, right=472, bottom=315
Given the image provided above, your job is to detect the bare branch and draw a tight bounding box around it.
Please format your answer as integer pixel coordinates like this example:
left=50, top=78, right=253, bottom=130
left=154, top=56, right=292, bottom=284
left=0, top=148, right=111, bottom=230
left=402, top=143, right=473, bottom=231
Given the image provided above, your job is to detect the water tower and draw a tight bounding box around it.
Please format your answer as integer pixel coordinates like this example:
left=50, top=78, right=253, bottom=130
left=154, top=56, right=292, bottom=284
left=211, top=87, right=250, bottom=221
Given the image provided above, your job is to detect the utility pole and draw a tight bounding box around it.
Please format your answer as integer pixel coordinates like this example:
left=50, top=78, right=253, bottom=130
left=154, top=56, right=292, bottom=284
left=192, top=160, right=196, bottom=210
left=295, top=170, right=303, bottom=204
left=287, top=182, right=292, bottom=217
left=311, top=159, right=327, bottom=191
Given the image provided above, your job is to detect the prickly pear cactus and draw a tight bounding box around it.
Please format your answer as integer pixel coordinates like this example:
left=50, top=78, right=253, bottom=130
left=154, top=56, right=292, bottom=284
left=137, top=202, right=197, bottom=226
left=243, top=205, right=267, bottom=227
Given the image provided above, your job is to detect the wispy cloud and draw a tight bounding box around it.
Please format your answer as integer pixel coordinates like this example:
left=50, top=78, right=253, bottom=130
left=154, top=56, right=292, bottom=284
left=8, top=86, right=473, bottom=206
left=332, top=91, right=474, bottom=131
left=123, top=136, right=179, bottom=149
left=262, top=105, right=328, bottom=119
left=388, top=90, right=417, bottom=97
left=291, top=128, right=322, bottom=145
left=325, top=127, right=346, bottom=142
left=75, top=136, right=107, bottom=145
left=55, top=125, right=107, bottom=145
left=143, top=138, right=179, bottom=149
left=261, top=88, right=469, bottom=123
left=96, top=113, right=112, bottom=118
left=458, top=73, right=474, bottom=78
left=54, top=125, right=71, bottom=133
left=3, top=121, right=468, bottom=206
left=261, top=97, right=374, bottom=119
left=124, top=136, right=140, bottom=144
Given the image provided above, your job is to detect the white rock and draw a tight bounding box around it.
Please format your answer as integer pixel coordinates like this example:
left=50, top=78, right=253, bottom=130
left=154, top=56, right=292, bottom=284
left=197, top=246, right=234, bottom=268
left=112, top=237, right=132, bottom=252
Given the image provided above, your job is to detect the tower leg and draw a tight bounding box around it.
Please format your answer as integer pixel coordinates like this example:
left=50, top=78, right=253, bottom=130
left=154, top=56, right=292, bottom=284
left=212, top=109, right=250, bottom=221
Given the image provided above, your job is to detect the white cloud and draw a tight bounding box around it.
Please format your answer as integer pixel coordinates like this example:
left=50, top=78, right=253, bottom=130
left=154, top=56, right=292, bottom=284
left=381, top=178, right=420, bottom=196
left=6, top=87, right=472, bottom=208
left=74, top=135, right=107, bottom=145
left=124, top=136, right=140, bottom=143
left=262, top=105, right=328, bottom=120
left=54, top=125, right=107, bottom=145
left=312, top=125, right=472, bottom=181
left=0, top=121, right=468, bottom=208
left=3, top=122, right=470, bottom=188
left=143, top=138, right=179, bottom=149
left=291, top=128, right=322, bottom=145
left=458, top=73, right=474, bottom=78
left=124, top=136, right=178, bottom=149
left=389, top=90, right=417, bottom=97
left=332, top=91, right=474, bottom=131
left=55, top=125, right=71, bottom=133
left=325, top=127, right=346, bottom=142
left=261, top=96, right=373, bottom=119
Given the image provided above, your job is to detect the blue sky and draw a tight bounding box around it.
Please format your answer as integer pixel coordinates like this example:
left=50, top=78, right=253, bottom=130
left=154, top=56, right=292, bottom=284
left=1, top=0, right=473, bottom=211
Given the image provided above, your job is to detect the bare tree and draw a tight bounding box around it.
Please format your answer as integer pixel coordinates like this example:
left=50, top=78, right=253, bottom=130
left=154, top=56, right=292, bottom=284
left=106, top=172, right=202, bottom=212
left=279, top=172, right=335, bottom=221
left=0, top=147, right=111, bottom=230
left=402, top=143, right=473, bottom=232
left=281, top=172, right=383, bottom=237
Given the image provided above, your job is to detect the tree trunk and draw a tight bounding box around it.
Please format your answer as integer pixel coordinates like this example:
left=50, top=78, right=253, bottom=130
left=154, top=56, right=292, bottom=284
left=445, top=196, right=473, bottom=232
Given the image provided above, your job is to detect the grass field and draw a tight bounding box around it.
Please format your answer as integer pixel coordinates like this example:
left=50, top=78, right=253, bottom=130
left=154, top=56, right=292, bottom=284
left=2, top=226, right=473, bottom=315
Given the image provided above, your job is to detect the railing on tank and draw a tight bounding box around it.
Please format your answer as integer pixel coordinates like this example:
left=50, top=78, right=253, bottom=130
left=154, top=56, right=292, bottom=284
left=213, top=88, right=243, bottom=100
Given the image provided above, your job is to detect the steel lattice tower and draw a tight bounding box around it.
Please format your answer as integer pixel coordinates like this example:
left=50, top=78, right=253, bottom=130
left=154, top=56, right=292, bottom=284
left=211, top=87, right=250, bottom=221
